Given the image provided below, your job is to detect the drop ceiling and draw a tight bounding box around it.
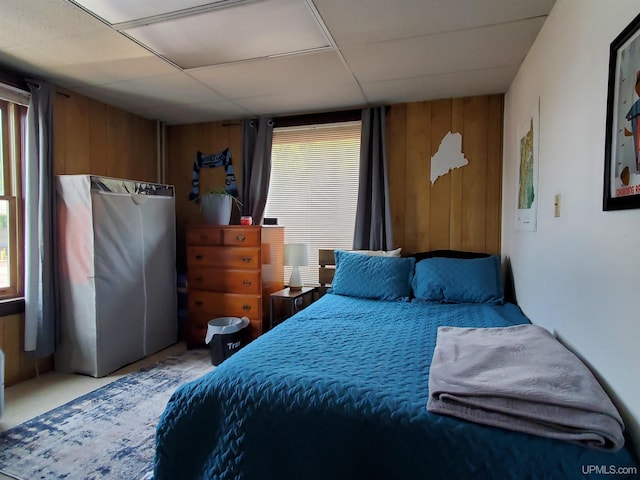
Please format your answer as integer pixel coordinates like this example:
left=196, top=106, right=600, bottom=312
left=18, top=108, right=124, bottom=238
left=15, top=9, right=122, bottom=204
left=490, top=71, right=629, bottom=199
left=0, top=0, right=556, bottom=125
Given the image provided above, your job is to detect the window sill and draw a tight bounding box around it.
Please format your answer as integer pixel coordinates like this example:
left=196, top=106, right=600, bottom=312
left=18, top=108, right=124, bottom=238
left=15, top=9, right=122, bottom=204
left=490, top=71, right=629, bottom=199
left=0, top=297, right=26, bottom=317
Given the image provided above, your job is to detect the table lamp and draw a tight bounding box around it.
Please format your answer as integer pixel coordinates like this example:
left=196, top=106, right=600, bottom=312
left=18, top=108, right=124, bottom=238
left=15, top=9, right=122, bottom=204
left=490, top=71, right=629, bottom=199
left=284, top=243, right=309, bottom=291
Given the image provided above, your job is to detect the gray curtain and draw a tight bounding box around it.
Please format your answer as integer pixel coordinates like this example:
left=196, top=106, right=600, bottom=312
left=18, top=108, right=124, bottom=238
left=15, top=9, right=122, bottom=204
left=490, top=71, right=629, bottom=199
left=241, top=117, right=274, bottom=224
left=353, top=106, right=394, bottom=250
left=24, top=80, right=58, bottom=356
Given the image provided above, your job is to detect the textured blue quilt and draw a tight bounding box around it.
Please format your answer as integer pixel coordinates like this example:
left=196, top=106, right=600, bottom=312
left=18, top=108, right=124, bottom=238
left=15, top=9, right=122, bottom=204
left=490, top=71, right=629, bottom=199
left=154, top=294, right=638, bottom=479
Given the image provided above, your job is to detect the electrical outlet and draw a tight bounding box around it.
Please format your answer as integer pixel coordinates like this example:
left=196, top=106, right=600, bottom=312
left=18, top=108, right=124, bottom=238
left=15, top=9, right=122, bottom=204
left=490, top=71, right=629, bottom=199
left=554, top=194, right=561, bottom=217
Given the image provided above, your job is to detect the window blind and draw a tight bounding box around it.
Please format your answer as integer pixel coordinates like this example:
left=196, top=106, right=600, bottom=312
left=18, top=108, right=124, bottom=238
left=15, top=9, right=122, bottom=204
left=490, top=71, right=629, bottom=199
left=264, top=121, right=361, bottom=285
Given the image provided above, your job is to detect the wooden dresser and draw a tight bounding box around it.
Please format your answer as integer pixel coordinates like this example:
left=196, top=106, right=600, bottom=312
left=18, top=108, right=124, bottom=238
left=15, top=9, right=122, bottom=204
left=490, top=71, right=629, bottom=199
left=186, top=225, right=284, bottom=348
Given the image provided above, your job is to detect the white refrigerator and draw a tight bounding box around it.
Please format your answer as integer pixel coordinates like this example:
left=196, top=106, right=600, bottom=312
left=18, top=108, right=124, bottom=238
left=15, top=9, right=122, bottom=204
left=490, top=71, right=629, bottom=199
left=55, top=175, right=178, bottom=377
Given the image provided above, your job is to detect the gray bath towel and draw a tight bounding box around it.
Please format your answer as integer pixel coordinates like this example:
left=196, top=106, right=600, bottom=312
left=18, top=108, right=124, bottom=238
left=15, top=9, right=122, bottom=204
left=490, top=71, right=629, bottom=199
left=427, top=324, right=625, bottom=451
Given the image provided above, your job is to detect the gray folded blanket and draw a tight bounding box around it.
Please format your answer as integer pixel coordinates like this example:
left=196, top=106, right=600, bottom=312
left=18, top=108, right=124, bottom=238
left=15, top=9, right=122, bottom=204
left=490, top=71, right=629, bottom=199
left=427, top=324, right=625, bottom=451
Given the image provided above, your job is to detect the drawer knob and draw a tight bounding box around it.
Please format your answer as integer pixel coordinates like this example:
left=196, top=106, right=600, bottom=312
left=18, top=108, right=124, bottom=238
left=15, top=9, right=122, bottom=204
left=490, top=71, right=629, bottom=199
left=200, top=235, right=208, bottom=242
left=195, top=254, right=203, bottom=260
left=195, top=300, right=203, bottom=306
left=195, top=277, right=203, bottom=283
left=243, top=280, right=252, bottom=286
left=242, top=256, right=252, bottom=263
left=242, top=304, right=252, bottom=311
left=236, top=234, right=246, bottom=242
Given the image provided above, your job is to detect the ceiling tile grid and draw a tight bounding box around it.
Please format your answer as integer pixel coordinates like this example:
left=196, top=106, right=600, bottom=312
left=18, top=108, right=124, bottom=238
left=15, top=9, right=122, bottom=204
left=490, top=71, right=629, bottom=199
left=0, top=0, right=557, bottom=124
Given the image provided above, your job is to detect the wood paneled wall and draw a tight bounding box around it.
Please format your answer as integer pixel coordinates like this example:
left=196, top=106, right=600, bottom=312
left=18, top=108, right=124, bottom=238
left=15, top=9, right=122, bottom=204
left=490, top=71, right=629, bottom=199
left=165, top=120, right=243, bottom=271
left=0, top=90, right=158, bottom=387
left=54, top=89, right=158, bottom=180
left=0, top=315, right=51, bottom=387
left=388, top=95, right=503, bottom=254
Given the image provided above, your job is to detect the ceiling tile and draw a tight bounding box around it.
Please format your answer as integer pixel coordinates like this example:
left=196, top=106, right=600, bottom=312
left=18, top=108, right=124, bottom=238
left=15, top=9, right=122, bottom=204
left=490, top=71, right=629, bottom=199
left=233, top=84, right=367, bottom=116
left=73, top=74, right=225, bottom=109
left=341, top=17, right=546, bottom=83
left=45, top=56, right=178, bottom=88
left=313, top=0, right=556, bottom=47
left=123, top=0, right=330, bottom=69
left=1, top=30, right=152, bottom=75
left=188, top=51, right=356, bottom=99
left=0, top=0, right=109, bottom=49
left=360, top=65, right=519, bottom=105
left=134, top=100, right=251, bottom=124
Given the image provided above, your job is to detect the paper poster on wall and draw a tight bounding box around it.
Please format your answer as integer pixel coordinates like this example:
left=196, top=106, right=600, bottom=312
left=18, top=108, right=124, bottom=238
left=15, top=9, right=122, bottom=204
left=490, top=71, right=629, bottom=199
left=515, top=101, right=540, bottom=231
left=603, top=13, right=640, bottom=210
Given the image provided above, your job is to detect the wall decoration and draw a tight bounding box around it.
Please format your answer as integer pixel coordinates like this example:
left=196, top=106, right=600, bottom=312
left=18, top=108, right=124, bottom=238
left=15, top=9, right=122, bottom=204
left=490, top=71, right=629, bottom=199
left=188, top=148, right=238, bottom=201
left=515, top=100, right=539, bottom=231
left=430, top=131, right=469, bottom=184
left=604, top=12, right=640, bottom=210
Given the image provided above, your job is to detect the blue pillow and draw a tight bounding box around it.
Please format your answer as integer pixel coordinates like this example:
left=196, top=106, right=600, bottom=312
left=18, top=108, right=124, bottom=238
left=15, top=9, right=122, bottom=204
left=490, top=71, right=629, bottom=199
left=331, top=250, right=415, bottom=301
left=412, top=255, right=504, bottom=304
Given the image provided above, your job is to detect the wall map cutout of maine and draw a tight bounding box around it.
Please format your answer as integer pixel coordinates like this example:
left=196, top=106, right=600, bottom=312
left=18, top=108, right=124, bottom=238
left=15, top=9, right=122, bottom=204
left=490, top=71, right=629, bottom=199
left=430, top=131, right=469, bottom=184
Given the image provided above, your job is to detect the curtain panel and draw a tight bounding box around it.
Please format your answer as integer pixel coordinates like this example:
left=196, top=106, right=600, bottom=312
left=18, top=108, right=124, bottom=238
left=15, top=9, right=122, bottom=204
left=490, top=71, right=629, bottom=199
left=241, top=117, right=274, bottom=224
left=24, top=80, right=58, bottom=356
left=353, top=106, right=394, bottom=250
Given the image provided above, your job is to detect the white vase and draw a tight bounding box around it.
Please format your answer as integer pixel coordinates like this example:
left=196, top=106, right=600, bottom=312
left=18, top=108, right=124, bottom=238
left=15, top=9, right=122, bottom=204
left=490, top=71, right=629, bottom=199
left=201, top=194, right=232, bottom=225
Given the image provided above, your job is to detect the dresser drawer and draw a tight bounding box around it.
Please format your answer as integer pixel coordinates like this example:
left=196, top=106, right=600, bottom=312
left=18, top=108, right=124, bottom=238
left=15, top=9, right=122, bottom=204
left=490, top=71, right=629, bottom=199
left=222, top=227, right=260, bottom=246
left=188, top=291, right=261, bottom=318
left=187, top=227, right=222, bottom=246
left=187, top=246, right=260, bottom=269
left=188, top=268, right=261, bottom=294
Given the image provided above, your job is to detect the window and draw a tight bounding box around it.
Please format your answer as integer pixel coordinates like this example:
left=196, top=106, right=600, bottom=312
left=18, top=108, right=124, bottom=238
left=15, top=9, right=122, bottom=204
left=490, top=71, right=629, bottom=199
left=264, top=121, right=361, bottom=285
left=0, top=94, right=26, bottom=299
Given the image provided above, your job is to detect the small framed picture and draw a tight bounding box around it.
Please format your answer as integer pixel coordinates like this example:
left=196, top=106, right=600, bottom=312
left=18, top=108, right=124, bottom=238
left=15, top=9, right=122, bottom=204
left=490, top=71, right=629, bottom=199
left=603, top=12, right=640, bottom=210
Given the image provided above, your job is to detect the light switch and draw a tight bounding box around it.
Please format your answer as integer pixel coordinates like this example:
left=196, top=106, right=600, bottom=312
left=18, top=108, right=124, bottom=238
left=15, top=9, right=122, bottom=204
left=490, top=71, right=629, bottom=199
left=554, top=194, right=561, bottom=217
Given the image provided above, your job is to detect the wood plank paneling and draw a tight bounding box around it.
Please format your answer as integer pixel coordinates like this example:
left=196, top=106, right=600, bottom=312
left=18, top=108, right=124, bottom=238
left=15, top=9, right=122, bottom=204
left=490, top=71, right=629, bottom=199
left=387, top=104, right=407, bottom=250
left=54, top=89, right=158, bottom=182
left=449, top=97, right=465, bottom=250
left=460, top=96, right=488, bottom=252
left=388, top=94, right=503, bottom=255
left=53, top=94, right=66, bottom=175
left=63, top=92, right=91, bottom=173
left=0, top=314, right=52, bottom=387
left=89, top=99, right=108, bottom=176
left=165, top=120, right=244, bottom=271
left=429, top=99, right=453, bottom=250
left=404, top=102, right=431, bottom=253
left=485, top=95, right=504, bottom=254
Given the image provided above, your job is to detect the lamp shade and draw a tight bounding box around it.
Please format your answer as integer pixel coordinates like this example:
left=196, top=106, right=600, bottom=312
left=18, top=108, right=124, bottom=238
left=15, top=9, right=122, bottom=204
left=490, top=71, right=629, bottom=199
left=284, top=243, right=308, bottom=291
left=283, top=243, right=309, bottom=267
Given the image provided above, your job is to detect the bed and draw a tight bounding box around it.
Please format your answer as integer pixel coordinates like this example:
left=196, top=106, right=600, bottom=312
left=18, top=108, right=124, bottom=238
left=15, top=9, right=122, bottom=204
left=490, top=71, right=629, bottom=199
left=154, top=251, right=639, bottom=479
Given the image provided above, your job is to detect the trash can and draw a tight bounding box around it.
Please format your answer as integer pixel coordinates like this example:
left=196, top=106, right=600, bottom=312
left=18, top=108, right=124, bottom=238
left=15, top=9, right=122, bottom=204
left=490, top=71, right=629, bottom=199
left=205, top=317, right=250, bottom=366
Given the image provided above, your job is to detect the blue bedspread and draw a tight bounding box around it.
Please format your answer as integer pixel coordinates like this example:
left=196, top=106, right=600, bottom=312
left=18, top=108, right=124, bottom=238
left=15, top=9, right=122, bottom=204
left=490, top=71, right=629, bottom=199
left=154, top=294, right=638, bottom=479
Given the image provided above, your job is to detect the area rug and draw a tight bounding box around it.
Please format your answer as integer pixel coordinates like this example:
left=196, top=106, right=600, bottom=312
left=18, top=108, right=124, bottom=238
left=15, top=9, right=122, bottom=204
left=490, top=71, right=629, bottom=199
left=0, top=348, right=213, bottom=480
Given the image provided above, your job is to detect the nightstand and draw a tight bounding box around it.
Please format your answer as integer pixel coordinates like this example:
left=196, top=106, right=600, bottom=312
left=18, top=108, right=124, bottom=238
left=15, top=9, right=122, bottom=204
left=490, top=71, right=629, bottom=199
left=269, top=287, right=316, bottom=329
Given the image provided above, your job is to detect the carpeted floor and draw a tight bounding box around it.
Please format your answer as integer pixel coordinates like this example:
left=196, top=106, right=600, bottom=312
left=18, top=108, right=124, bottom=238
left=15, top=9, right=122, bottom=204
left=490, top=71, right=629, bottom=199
left=0, top=348, right=213, bottom=480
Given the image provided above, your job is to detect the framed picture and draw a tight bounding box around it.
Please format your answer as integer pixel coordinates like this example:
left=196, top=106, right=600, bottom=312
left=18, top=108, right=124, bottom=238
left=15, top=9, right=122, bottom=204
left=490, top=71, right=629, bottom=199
left=515, top=100, right=540, bottom=232
left=603, top=12, right=640, bottom=210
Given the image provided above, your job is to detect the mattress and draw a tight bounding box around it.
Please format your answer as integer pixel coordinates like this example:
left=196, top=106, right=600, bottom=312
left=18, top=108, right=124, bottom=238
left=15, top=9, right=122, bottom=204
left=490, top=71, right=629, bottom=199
left=154, top=294, right=638, bottom=479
